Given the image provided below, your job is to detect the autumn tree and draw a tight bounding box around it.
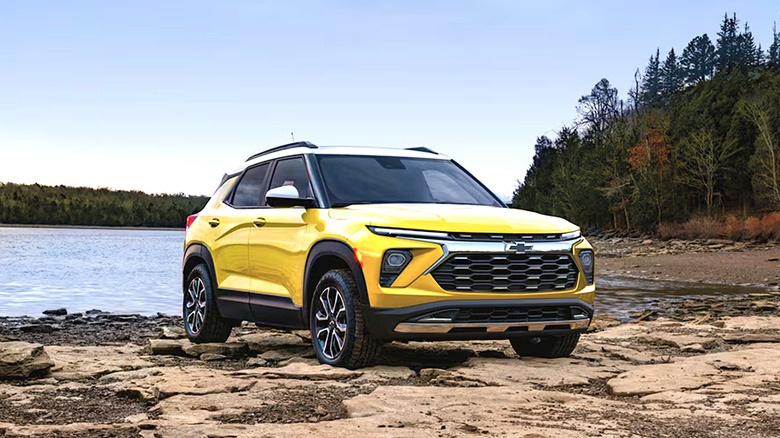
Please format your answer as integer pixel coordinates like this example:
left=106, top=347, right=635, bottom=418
left=679, top=129, right=739, bottom=216
left=741, top=97, right=780, bottom=208
left=628, top=112, right=672, bottom=226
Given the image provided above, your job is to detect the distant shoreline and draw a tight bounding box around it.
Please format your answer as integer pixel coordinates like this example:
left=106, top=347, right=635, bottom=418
left=0, top=223, right=184, bottom=231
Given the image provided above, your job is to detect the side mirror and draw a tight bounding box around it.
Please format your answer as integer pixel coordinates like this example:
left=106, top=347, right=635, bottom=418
left=266, top=185, right=316, bottom=208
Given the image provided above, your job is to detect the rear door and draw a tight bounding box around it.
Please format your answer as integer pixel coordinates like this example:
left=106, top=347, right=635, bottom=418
left=202, top=163, right=271, bottom=318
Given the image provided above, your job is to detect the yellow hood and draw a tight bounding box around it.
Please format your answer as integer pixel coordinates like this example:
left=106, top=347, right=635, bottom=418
left=328, top=204, right=578, bottom=234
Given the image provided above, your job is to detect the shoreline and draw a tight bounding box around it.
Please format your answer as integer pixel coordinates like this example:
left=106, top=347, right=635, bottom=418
left=0, top=223, right=184, bottom=231
left=593, top=236, right=780, bottom=290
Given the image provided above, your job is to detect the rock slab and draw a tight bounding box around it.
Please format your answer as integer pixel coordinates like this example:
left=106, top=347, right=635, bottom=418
left=0, top=341, right=55, bottom=378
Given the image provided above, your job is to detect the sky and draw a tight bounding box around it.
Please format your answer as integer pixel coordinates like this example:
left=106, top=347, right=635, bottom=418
left=1, top=1, right=778, bottom=199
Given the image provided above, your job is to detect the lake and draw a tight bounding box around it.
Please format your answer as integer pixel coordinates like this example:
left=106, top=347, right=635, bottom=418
left=0, top=227, right=183, bottom=316
left=0, top=226, right=761, bottom=318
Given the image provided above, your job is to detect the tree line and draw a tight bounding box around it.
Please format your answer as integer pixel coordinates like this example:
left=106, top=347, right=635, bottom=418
left=512, top=13, right=780, bottom=232
left=0, top=182, right=208, bottom=228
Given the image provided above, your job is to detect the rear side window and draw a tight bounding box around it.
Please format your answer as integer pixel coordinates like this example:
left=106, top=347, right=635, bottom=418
left=231, top=163, right=270, bottom=207
left=268, top=157, right=313, bottom=200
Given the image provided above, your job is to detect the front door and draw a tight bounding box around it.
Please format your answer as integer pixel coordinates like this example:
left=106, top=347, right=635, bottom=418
left=247, top=156, right=314, bottom=325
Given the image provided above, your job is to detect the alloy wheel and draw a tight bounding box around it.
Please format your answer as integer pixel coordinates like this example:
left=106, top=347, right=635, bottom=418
left=314, top=286, right=347, bottom=360
left=185, top=277, right=207, bottom=335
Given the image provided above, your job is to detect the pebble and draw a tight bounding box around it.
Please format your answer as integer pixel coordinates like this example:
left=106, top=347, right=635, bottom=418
left=42, top=308, right=67, bottom=316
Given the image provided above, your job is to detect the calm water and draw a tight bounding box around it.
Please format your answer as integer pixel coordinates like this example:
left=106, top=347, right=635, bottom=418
left=0, top=227, right=763, bottom=317
left=0, top=227, right=183, bottom=316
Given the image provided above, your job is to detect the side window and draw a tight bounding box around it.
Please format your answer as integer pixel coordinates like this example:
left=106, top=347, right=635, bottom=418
left=423, top=170, right=478, bottom=204
left=268, top=157, right=313, bottom=201
left=231, top=163, right=270, bottom=207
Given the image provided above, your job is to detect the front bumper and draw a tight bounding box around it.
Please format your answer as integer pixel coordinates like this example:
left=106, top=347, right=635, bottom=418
left=363, top=298, right=593, bottom=341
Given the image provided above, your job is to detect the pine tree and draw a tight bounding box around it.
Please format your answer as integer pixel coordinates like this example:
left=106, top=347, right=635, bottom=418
left=681, top=34, right=716, bottom=84
left=660, top=48, right=683, bottom=96
left=716, top=13, right=740, bottom=72
left=641, top=48, right=662, bottom=106
left=737, top=23, right=761, bottom=67
left=769, top=21, right=780, bottom=68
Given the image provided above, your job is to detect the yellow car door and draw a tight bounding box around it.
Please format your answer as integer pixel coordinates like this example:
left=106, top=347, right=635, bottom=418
left=247, top=157, right=314, bottom=309
left=208, top=162, right=273, bottom=294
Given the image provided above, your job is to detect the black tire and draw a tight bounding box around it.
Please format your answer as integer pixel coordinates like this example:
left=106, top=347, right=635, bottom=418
left=510, top=333, right=581, bottom=358
left=183, top=264, right=232, bottom=343
left=310, top=269, right=381, bottom=369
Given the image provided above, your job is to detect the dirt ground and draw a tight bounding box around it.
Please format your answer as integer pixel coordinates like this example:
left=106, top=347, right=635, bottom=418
left=1, top=239, right=779, bottom=437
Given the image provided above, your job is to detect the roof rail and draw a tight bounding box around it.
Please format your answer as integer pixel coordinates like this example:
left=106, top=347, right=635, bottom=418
left=245, top=141, right=318, bottom=162
left=405, top=146, right=438, bottom=155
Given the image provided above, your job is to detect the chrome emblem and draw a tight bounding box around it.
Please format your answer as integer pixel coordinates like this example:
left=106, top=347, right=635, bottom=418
left=504, top=241, right=533, bottom=253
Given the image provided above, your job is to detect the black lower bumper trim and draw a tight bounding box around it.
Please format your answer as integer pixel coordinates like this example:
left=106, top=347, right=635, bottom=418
left=362, top=298, right=593, bottom=341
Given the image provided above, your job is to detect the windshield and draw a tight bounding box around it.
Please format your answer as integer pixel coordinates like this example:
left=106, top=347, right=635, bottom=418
left=316, top=155, right=502, bottom=207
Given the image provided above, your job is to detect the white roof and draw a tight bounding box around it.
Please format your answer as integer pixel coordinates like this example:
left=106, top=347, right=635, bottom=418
left=233, top=145, right=450, bottom=174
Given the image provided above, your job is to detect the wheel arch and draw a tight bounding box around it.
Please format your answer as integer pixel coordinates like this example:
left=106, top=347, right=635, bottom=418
left=303, top=240, right=370, bottom=326
left=183, top=243, right=218, bottom=292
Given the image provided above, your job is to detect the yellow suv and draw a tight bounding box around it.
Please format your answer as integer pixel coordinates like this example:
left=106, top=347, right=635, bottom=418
left=182, top=142, right=595, bottom=368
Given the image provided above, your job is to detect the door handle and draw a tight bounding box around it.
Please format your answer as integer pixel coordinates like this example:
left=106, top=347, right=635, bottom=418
left=208, top=218, right=220, bottom=227
left=252, top=217, right=266, bottom=228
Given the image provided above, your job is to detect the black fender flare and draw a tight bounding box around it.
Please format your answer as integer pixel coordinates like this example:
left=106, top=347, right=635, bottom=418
left=182, top=243, right=218, bottom=291
left=303, top=240, right=370, bottom=325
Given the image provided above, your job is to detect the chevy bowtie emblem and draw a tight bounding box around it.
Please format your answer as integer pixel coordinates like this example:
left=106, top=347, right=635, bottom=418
left=505, top=241, right=533, bottom=253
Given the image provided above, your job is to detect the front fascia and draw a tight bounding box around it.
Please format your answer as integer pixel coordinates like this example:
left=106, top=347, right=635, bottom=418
left=349, top=226, right=595, bottom=309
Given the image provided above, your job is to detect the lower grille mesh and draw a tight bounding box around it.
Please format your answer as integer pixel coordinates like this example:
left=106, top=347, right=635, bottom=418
left=452, top=306, right=573, bottom=323
left=431, top=253, right=578, bottom=292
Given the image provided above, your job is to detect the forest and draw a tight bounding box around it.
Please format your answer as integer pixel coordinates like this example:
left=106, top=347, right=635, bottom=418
left=0, top=183, right=208, bottom=228
left=512, top=13, right=780, bottom=237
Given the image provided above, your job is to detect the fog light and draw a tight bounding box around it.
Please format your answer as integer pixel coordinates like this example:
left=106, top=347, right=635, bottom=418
left=579, top=250, right=594, bottom=284
left=380, top=250, right=413, bottom=287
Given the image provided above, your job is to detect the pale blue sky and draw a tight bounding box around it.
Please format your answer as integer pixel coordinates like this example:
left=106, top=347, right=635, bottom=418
left=1, top=1, right=777, bottom=198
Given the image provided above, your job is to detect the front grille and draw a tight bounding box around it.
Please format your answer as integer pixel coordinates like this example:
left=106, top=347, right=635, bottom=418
left=431, top=253, right=578, bottom=292
left=452, top=306, right=573, bottom=323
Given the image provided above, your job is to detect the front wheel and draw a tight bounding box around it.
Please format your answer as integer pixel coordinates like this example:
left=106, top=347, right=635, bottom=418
left=310, top=269, right=380, bottom=369
left=183, top=264, right=233, bottom=343
left=510, top=333, right=580, bottom=358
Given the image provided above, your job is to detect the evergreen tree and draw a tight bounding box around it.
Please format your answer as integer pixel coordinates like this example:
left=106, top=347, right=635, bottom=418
left=716, top=13, right=740, bottom=72
left=769, top=22, right=780, bottom=67
left=640, top=48, right=662, bottom=106
left=737, top=23, right=761, bottom=67
left=660, top=48, right=684, bottom=96
left=680, top=34, right=716, bottom=84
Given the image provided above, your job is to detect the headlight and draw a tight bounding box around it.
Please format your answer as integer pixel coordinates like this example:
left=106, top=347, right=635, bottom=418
left=380, top=250, right=413, bottom=287
left=578, top=250, right=594, bottom=284
left=561, top=229, right=581, bottom=240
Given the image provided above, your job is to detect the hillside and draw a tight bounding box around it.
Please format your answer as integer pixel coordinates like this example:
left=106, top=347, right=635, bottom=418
left=513, top=13, right=780, bottom=234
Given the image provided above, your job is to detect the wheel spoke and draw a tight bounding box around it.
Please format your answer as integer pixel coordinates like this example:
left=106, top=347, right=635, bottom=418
left=315, top=310, right=329, bottom=322
left=333, top=330, right=344, bottom=350
left=319, top=294, right=331, bottom=318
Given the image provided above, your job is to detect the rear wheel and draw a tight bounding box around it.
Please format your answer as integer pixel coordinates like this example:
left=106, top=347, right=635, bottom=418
left=184, top=264, right=233, bottom=343
left=310, top=269, right=380, bottom=369
left=510, top=333, right=580, bottom=358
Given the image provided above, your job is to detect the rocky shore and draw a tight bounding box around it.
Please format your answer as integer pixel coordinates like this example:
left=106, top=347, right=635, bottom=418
left=1, top=238, right=780, bottom=437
